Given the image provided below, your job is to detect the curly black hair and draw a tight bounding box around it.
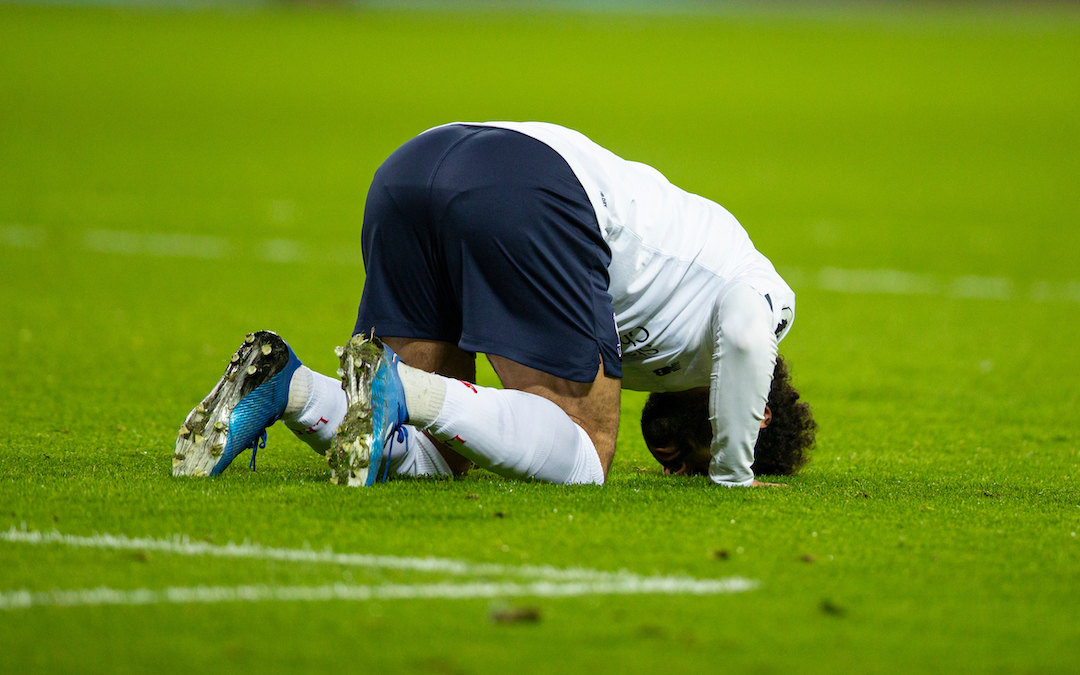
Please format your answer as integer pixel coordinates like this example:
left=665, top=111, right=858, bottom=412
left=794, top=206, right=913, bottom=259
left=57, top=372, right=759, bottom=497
left=753, top=356, right=815, bottom=475
left=640, top=355, right=816, bottom=477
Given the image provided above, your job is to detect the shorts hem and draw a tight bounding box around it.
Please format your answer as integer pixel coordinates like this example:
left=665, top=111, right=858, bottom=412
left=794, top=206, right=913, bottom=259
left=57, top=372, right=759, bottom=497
left=353, top=320, right=461, bottom=346
left=459, top=335, right=604, bottom=384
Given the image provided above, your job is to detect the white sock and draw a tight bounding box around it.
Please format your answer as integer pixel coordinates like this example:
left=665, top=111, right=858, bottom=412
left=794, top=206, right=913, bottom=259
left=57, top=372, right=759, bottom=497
left=282, top=366, right=347, bottom=455
left=397, top=362, right=446, bottom=427
left=419, top=378, right=605, bottom=485
left=386, top=426, right=453, bottom=477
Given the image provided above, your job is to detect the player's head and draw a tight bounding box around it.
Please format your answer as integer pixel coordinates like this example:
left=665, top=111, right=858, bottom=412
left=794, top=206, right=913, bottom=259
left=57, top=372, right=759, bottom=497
left=640, top=355, right=816, bottom=477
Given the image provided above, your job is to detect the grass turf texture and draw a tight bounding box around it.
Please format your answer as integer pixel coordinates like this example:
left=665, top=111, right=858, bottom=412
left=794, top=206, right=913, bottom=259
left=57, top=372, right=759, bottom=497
left=1, top=3, right=1079, bottom=672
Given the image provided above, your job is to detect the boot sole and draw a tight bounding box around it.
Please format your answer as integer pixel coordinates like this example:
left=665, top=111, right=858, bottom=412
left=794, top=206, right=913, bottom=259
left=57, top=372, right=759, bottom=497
left=327, top=334, right=383, bottom=487
left=172, top=331, right=290, bottom=477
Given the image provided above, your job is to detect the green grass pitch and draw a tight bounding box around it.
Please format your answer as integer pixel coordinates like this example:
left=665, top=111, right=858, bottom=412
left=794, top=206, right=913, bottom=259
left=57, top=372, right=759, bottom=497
left=1, top=3, right=1079, bottom=672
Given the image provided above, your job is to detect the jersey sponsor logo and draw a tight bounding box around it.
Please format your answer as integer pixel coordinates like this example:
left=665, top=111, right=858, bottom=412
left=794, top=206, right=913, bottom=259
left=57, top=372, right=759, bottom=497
left=653, top=361, right=681, bottom=377
left=765, top=294, right=794, bottom=337
left=619, top=327, right=659, bottom=361
left=776, top=307, right=794, bottom=337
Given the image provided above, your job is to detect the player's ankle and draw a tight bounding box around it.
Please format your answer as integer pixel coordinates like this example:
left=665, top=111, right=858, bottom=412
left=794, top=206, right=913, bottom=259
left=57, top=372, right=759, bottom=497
left=397, top=363, right=446, bottom=429
left=282, top=365, right=346, bottom=454
left=284, top=366, right=314, bottom=419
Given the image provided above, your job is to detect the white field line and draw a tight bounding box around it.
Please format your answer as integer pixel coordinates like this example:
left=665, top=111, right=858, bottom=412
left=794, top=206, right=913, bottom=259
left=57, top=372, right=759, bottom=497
left=3, top=224, right=1075, bottom=303
left=0, top=528, right=758, bottom=608
left=779, top=266, right=1080, bottom=304
left=0, top=224, right=45, bottom=249
left=84, top=229, right=231, bottom=259
left=258, top=237, right=310, bottom=264
left=0, top=576, right=760, bottom=610
left=815, top=267, right=1013, bottom=300
left=817, top=266, right=941, bottom=296
left=0, top=527, right=631, bottom=582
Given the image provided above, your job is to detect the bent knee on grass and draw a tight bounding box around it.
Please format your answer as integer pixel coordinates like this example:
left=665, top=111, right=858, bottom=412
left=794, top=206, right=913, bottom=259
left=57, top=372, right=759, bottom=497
left=488, top=355, right=621, bottom=476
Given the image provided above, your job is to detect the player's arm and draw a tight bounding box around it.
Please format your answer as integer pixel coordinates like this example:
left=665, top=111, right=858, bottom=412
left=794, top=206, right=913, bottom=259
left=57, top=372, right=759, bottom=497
left=707, top=282, right=778, bottom=487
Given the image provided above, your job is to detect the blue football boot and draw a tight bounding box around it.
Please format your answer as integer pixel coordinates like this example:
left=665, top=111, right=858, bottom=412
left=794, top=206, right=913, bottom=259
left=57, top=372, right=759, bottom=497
left=328, top=333, right=409, bottom=487
left=173, top=330, right=302, bottom=477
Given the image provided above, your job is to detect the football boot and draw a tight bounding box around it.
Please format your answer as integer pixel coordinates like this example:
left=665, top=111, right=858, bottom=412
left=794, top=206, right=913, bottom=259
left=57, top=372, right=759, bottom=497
left=173, top=331, right=301, bottom=477
left=327, top=333, right=409, bottom=487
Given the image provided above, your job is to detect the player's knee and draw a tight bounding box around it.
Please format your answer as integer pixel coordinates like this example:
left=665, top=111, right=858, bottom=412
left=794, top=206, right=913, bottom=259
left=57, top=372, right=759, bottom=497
left=565, top=424, right=606, bottom=485
left=524, top=410, right=605, bottom=486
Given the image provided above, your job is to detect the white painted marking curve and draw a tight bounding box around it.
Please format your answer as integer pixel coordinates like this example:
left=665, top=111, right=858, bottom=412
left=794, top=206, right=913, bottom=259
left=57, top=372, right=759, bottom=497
left=0, top=577, right=760, bottom=610
left=0, top=528, right=759, bottom=609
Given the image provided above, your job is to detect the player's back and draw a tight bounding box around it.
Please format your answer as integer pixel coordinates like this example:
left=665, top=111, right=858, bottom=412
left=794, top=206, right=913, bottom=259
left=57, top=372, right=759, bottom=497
left=435, top=121, right=794, bottom=390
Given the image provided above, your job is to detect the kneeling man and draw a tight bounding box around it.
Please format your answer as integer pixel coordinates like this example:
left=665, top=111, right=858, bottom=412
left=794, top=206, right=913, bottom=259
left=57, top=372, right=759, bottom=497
left=173, top=122, right=814, bottom=487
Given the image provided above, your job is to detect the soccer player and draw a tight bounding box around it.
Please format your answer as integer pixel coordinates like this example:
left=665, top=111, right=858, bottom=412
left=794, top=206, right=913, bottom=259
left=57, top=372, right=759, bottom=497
left=173, top=122, right=815, bottom=487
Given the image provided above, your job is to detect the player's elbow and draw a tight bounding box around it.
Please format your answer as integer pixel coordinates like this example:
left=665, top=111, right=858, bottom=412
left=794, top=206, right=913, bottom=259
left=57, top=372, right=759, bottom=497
left=719, top=311, right=773, bottom=357
left=716, top=283, right=776, bottom=357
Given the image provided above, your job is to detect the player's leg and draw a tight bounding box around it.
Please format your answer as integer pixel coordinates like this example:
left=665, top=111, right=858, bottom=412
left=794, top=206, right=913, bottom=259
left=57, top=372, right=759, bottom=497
left=277, top=327, right=480, bottom=477
left=276, top=340, right=468, bottom=479
left=381, top=337, right=475, bottom=476
left=279, top=363, right=347, bottom=455
left=331, top=125, right=498, bottom=485
left=406, top=360, right=616, bottom=485
left=407, top=126, right=621, bottom=484
left=343, top=341, right=615, bottom=485
left=173, top=127, right=494, bottom=481
left=337, top=126, right=621, bottom=486
left=486, top=356, right=621, bottom=479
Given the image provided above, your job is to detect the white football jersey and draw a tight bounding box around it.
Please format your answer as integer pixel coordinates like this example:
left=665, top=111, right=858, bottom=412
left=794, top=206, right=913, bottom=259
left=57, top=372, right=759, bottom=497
left=458, top=121, right=795, bottom=392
